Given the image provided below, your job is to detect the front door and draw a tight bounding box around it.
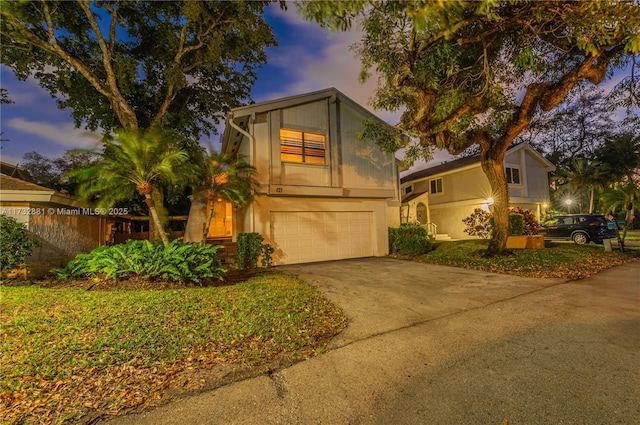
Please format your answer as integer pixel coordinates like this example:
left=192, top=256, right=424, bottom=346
left=207, top=200, right=232, bottom=238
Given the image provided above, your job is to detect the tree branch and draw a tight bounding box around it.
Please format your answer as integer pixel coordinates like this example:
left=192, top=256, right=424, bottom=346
left=77, top=0, right=138, bottom=130
left=500, top=43, right=626, bottom=149
left=152, top=14, right=229, bottom=127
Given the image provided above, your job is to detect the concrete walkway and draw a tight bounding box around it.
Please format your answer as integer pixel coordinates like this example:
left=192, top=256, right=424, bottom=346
left=105, top=258, right=640, bottom=425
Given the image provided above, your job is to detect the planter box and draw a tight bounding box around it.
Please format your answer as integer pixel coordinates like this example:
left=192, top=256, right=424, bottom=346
left=506, top=235, right=545, bottom=249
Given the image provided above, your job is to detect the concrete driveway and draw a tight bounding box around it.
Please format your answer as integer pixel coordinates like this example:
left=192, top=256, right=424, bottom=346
left=106, top=258, right=640, bottom=425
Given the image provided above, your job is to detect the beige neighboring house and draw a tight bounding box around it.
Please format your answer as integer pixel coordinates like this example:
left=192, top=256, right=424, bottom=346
left=0, top=162, right=112, bottom=276
left=400, top=143, right=555, bottom=240
left=185, top=88, right=401, bottom=265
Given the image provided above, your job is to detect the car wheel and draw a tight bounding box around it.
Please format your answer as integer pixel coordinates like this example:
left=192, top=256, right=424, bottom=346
left=572, top=232, right=589, bottom=245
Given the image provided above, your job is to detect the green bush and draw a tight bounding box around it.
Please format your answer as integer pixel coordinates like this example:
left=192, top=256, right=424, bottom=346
left=0, top=215, right=40, bottom=273
left=236, top=232, right=263, bottom=269
left=53, top=239, right=226, bottom=284
left=388, top=227, right=400, bottom=252
left=389, top=223, right=433, bottom=256
left=236, top=232, right=274, bottom=269
left=509, top=206, right=539, bottom=235
left=260, top=243, right=275, bottom=268
left=509, top=213, right=525, bottom=236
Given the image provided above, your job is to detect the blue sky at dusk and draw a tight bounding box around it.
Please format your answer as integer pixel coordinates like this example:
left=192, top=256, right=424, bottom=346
left=0, top=4, right=411, bottom=167
left=0, top=3, right=635, bottom=173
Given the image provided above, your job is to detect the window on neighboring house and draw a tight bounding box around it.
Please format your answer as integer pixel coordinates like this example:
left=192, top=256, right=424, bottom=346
left=404, top=186, right=413, bottom=195
left=506, top=167, right=521, bottom=184
left=280, top=129, right=326, bottom=164
left=430, top=178, right=443, bottom=194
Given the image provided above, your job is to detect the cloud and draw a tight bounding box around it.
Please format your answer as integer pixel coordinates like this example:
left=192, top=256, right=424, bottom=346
left=262, top=11, right=403, bottom=125
left=1, top=65, right=56, bottom=108
left=5, top=118, right=102, bottom=150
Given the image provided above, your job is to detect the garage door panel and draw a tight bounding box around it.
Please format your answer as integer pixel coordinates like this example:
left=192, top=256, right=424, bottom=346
left=272, top=211, right=373, bottom=264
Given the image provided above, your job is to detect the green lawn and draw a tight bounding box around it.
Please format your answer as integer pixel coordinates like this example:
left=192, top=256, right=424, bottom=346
left=0, top=273, right=346, bottom=424
left=418, top=240, right=639, bottom=279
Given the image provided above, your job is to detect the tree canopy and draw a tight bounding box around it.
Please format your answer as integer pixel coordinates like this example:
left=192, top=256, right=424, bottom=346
left=1, top=0, right=280, bottom=137
left=300, top=0, right=640, bottom=254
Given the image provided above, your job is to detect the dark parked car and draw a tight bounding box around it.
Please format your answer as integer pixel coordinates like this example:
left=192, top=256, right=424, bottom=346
left=539, top=214, right=619, bottom=245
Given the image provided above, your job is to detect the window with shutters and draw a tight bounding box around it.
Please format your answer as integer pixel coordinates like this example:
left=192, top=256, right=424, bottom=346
left=280, top=129, right=326, bottom=164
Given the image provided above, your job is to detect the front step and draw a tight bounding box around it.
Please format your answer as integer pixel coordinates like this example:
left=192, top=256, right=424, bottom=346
left=434, top=233, right=452, bottom=241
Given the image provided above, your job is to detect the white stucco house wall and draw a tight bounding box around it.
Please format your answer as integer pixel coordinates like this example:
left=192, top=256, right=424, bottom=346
left=400, top=143, right=555, bottom=240
left=185, top=88, right=401, bottom=265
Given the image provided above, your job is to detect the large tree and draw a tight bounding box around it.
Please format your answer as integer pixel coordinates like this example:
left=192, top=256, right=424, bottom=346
left=301, top=0, right=640, bottom=255
left=1, top=0, right=279, bottom=137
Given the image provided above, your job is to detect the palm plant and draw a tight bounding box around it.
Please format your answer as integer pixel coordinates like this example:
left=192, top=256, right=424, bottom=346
left=551, top=157, right=608, bottom=214
left=198, top=147, right=258, bottom=244
left=599, top=180, right=639, bottom=241
left=71, top=129, right=189, bottom=247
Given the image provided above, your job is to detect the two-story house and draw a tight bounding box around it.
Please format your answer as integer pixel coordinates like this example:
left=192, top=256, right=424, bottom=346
left=185, top=88, right=401, bottom=265
left=400, top=143, right=555, bottom=240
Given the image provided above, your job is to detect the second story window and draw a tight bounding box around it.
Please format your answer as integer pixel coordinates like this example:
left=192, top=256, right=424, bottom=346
left=430, top=178, right=443, bottom=194
left=506, top=167, right=521, bottom=184
left=404, top=185, right=413, bottom=195
left=280, top=129, right=326, bottom=164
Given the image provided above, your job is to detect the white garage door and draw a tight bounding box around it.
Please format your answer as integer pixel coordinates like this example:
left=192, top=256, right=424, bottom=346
left=271, top=211, right=374, bottom=264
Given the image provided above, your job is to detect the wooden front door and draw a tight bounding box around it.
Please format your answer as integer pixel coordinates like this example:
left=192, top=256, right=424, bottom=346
left=207, top=200, right=233, bottom=238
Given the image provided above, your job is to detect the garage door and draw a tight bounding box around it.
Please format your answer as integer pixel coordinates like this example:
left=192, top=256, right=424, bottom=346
left=271, top=211, right=374, bottom=264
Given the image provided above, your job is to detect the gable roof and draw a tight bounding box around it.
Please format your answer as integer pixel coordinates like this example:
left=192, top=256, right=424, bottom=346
left=400, top=154, right=480, bottom=184
left=221, top=87, right=385, bottom=154
left=0, top=174, right=52, bottom=192
left=0, top=174, right=77, bottom=206
left=400, top=143, right=554, bottom=184
left=0, top=161, right=36, bottom=183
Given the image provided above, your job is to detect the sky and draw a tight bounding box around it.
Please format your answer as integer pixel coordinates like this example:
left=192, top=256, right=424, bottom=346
left=0, top=2, right=634, bottom=173
left=0, top=3, right=422, bottom=167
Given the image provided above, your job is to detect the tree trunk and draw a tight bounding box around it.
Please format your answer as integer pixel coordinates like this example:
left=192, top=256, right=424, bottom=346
left=481, top=152, right=510, bottom=256
left=145, top=194, right=169, bottom=247
left=148, top=189, right=166, bottom=243
left=588, top=186, right=595, bottom=214
left=201, top=200, right=215, bottom=246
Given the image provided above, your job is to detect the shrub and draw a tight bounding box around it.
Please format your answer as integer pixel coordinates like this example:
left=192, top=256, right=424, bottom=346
left=0, top=215, right=40, bottom=273
left=509, top=213, right=525, bottom=236
left=389, top=223, right=433, bottom=256
left=462, top=208, right=492, bottom=239
left=509, top=206, right=539, bottom=235
left=462, top=206, right=539, bottom=238
left=388, top=227, right=400, bottom=252
left=236, top=232, right=274, bottom=269
left=53, top=239, right=226, bottom=284
left=260, top=243, right=275, bottom=268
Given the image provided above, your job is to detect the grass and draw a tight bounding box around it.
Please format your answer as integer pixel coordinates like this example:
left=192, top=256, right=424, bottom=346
left=417, top=240, right=639, bottom=279
left=0, top=273, right=347, bottom=424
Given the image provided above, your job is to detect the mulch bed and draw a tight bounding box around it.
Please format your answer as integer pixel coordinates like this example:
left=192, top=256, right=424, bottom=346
left=1, top=268, right=273, bottom=290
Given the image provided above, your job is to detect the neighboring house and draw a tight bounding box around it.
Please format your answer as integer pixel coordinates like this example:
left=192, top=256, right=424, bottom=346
left=0, top=163, right=114, bottom=276
left=400, top=143, right=555, bottom=240
left=185, top=88, right=401, bottom=265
